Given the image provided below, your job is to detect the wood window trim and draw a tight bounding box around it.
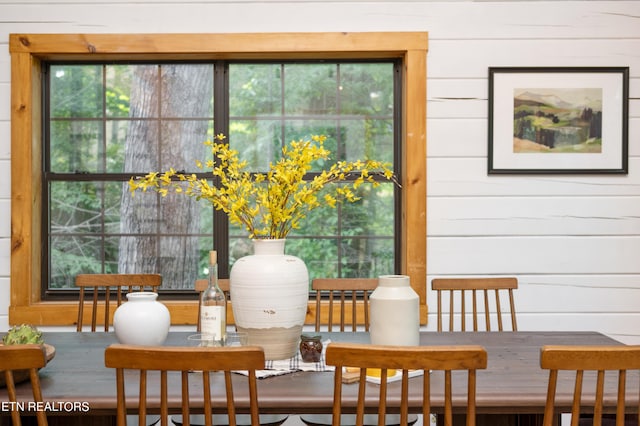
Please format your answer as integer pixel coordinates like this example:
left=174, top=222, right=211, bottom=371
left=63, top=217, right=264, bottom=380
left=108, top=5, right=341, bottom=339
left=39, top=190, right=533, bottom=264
left=9, top=32, right=428, bottom=326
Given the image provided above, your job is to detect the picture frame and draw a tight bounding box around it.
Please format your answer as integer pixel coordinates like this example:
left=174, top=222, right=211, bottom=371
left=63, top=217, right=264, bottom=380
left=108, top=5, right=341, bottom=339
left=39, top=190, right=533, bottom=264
left=488, top=67, right=629, bottom=174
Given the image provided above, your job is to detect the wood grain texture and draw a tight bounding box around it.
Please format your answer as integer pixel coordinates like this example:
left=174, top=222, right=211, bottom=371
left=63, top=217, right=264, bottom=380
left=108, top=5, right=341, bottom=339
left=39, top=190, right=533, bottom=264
left=326, top=343, right=487, bottom=426
left=3, top=331, right=636, bottom=425
left=0, top=344, right=48, bottom=426
left=540, top=345, right=640, bottom=426
left=432, top=277, right=518, bottom=331
left=105, top=343, right=265, bottom=426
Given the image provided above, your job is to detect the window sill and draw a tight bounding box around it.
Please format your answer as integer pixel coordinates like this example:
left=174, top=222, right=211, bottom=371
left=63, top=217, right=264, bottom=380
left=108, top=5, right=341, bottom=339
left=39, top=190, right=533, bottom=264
left=10, top=300, right=428, bottom=327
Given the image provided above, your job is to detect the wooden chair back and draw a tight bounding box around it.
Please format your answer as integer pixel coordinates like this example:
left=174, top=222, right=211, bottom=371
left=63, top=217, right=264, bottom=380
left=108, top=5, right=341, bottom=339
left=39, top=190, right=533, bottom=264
left=75, top=273, right=162, bottom=332
left=540, top=345, right=640, bottom=426
left=312, top=278, right=378, bottom=332
left=0, top=344, right=48, bottom=426
left=104, top=343, right=265, bottom=426
left=325, top=342, right=487, bottom=426
left=195, top=278, right=230, bottom=332
left=431, top=277, right=518, bottom=332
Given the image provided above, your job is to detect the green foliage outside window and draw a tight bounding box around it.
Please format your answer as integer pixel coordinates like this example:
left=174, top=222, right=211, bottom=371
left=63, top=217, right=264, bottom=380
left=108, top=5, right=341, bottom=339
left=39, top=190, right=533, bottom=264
left=46, top=61, right=398, bottom=291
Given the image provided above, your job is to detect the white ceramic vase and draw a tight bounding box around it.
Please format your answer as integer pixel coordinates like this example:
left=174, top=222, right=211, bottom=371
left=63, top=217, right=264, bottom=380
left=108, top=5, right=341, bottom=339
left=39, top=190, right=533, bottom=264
left=230, top=239, right=309, bottom=360
left=113, top=292, right=171, bottom=346
left=370, top=274, right=420, bottom=346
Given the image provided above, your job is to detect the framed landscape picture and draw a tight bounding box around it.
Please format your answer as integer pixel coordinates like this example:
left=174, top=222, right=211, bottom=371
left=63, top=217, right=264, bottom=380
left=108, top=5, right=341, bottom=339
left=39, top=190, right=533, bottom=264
left=488, top=67, right=629, bottom=174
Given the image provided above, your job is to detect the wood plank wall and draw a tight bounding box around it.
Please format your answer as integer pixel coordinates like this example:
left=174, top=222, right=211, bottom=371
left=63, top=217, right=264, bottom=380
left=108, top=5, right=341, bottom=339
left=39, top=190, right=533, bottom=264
left=0, top=0, right=638, bottom=343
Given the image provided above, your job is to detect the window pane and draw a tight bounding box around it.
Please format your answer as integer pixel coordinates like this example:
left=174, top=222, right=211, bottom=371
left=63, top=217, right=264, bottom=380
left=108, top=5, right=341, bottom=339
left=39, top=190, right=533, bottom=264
left=118, top=191, right=214, bottom=289
left=229, top=63, right=282, bottom=116
left=342, top=119, right=394, bottom=164
left=159, top=120, right=213, bottom=171
left=283, top=121, right=340, bottom=168
left=105, top=65, right=133, bottom=118
left=339, top=63, right=394, bottom=116
left=50, top=181, right=122, bottom=236
left=282, top=237, right=394, bottom=280
left=157, top=236, right=202, bottom=289
left=120, top=65, right=214, bottom=174
left=284, top=64, right=337, bottom=115
left=295, top=183, right=395, bottom=237
left=340, top=237, right=394, bottom=278
left=286, top=238, right=339, bottom=280
left=340, top=184, right=395, bottom=236
left=49, top=181, right=123, bottom=289
left=50, top=236, right=114, bottom=289
left=229, top=120, right=282, bottom=170
left=50, top=65, right=103, bottom=118
left=112, top=235, right=163, bottom=272
left=122, top=65, right=159, bottom=118
left=105, top=119, right=143, bottom=173
left=50, top=120, right=104, bottom=173
left=160, top=64, right=214, bottom=118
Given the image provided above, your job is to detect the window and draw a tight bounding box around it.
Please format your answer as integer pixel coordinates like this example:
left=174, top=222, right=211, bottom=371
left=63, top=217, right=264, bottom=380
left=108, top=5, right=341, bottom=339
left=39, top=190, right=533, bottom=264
left=10, top=32, right=427, bottom=326
left=45, top=61, right=398, bottom=293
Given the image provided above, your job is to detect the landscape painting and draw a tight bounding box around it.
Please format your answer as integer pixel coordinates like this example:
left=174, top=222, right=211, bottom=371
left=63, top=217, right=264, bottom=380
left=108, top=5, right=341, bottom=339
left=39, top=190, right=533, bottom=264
left=513, top=88, right=602, bottom=153
left=488, top=67, right=628, bottom=174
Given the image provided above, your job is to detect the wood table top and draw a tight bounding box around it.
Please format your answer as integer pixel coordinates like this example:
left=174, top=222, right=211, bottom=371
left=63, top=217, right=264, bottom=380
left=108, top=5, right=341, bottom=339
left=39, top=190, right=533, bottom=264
left=1, top=331, right=637, bottom=417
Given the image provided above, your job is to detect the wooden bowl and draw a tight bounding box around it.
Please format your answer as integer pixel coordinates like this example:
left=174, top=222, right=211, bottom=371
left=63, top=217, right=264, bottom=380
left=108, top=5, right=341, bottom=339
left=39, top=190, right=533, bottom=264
left=0, top=343, right=56, bottom=387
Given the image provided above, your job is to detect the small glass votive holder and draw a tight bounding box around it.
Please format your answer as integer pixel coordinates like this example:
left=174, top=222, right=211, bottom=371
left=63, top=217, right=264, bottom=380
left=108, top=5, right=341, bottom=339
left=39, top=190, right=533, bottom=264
left=187, top=333, right=221, bottom=347
left=224, top=332, right=249, bottom=347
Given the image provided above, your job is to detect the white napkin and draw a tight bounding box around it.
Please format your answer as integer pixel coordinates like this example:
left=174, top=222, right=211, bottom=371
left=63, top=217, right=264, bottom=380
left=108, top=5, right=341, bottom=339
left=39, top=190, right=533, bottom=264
left=237, top=339, right=334, bottom=379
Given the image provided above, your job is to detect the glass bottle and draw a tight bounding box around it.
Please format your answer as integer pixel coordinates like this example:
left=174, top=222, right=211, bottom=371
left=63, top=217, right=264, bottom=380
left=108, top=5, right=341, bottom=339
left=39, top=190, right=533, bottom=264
left=200, top=250, right=226, bottom=345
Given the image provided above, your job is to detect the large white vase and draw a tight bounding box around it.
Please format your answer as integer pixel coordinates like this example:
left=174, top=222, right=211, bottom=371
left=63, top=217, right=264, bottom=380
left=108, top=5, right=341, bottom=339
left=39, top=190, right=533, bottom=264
left=113, top=292, right=171, bottom=346
left=230, top=239, right=309, bottom=360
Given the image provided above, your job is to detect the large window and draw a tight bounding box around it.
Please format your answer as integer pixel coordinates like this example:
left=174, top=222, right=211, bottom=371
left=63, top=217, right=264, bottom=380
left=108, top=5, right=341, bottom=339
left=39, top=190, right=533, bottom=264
left=10, top=32, right=427, bottom=326
left=45, top=61, right=399, bottom=293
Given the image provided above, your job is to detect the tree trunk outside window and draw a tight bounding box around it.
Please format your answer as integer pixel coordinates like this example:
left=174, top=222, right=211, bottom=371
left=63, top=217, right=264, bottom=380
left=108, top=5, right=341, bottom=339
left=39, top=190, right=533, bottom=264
left=119, top=65, right=212, bottom=289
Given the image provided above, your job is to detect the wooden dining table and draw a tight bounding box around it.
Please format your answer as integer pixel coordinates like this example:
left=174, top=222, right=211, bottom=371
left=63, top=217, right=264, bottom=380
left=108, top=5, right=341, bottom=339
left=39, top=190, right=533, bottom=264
left=0, top=330, right=637, bottom=426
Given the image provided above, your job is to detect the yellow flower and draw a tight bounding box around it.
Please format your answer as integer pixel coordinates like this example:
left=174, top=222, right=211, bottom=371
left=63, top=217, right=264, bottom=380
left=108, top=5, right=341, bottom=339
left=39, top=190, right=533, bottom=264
left=129, top=134, right=398, bottom=239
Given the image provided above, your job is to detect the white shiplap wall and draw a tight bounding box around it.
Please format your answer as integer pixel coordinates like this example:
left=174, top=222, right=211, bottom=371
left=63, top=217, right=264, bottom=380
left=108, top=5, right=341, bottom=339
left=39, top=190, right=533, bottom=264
left=0, top=1, right=638, bottom=343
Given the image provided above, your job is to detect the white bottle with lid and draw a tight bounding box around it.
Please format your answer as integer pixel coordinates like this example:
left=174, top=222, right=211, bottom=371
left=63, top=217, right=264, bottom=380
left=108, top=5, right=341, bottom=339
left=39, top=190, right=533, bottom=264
left=369, top=274, right=420, bottom=346
left=200, top=250, right=226, bottom=344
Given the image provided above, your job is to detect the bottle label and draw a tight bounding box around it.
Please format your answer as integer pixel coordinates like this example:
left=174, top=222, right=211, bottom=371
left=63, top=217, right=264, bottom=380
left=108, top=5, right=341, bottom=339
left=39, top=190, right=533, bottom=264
left=200, top=305, right=225, bottom=341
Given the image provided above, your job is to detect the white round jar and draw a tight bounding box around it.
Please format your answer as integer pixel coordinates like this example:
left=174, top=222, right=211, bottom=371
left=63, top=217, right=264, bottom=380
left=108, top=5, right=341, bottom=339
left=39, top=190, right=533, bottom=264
left=370, top=274, right=420, bottom=346
left=113, top=292, right=171, bottom=346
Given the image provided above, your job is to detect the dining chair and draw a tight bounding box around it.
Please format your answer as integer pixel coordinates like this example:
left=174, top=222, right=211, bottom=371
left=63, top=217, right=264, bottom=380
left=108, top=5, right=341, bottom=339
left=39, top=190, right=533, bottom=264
left=195, top=278, right=230, bottom=332
left=431, top=277, right=518, bottom=332
left=0, top=344, right=48, bottom=426
left=180, top=278, right=286, bottom=426
left=311, top=278, right=378, bottom=332
left=303, top=278, right=398, bottom=426
left=540, top=345, right=640, bottom=426
left=75, top=273, right=162, bottom=332
left=104, top=343, right=265, bottom=426
left=325, top=342, right=488, bottom=426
